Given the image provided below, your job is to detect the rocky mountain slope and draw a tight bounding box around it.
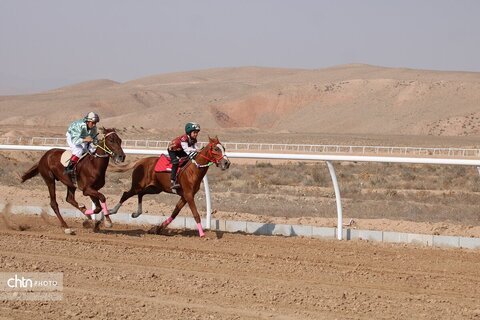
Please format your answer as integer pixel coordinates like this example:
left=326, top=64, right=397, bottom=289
left=1, top=64, right=480, bottom=138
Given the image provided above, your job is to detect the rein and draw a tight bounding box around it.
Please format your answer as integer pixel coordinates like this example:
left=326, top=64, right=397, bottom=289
left=192, top=159, right=214, bottom=168
left=192, top=143, right=224, bottom=168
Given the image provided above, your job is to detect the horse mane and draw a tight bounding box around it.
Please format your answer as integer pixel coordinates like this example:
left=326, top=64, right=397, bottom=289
left=208, top=135, right=220, bottom=145
left=99, top=127, right=117, bottom=137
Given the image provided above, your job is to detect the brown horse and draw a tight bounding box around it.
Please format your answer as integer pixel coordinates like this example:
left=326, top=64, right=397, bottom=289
left=108, top=136, right=231, bottom=237
left=20, top=128, right=126, bottom=234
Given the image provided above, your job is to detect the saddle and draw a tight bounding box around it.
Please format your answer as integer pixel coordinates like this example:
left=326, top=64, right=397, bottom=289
left=60, top=150, right=88, bottom=168
left=154, top=154, right=187, bottom=173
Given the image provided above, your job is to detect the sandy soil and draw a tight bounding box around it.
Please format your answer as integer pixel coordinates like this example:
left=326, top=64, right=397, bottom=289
left=1, top=213, right=479, bottom=320
left=2, top=64, right=480, bottom=318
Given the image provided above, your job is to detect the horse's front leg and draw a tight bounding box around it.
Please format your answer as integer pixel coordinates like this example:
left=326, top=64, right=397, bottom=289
left=83, top=188, right=111, bottom=231
left=150, top=197, right=187, bottom=234
left=66, top=186, right=94, bottom=226
left=88, top=196, right=113, bottom=230
left=184, top=193, right=205, bottom=237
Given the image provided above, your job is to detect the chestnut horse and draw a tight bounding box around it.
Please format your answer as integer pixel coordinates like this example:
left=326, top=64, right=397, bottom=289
left=20, top=128, right=125, bottom=234
left=108, top=136, right=230, bottom=237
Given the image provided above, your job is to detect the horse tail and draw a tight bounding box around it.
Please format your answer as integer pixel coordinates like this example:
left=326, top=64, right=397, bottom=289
left=108, top=160, right=141, bottom=172
left=21, top=163, right=39, bottom=183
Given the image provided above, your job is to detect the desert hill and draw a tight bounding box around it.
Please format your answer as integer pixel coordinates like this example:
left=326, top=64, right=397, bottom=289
left=1, top=64, right=480, bottom=141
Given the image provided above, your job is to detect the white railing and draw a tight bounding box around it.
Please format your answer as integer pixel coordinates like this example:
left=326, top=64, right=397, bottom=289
left=1, top=136, right=480, bottom=157
left=2, top=143, right=480, bottom=241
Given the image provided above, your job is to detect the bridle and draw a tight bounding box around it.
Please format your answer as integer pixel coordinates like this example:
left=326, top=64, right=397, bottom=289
left=192, top=143, right=225, bottom=168
left=92, top=131, right=117, bottom=158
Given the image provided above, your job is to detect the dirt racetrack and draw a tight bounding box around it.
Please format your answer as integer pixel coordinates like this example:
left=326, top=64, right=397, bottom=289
left=1, top=213, right=479, bottom=320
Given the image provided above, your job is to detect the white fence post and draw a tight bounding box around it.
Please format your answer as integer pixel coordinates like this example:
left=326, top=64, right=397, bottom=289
left=203, top=175, right=212, bottom=230
left=326, top=161, right=343, bottom=240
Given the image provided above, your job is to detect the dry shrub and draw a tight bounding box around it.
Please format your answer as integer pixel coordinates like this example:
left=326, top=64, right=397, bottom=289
left=229, top=167, right=243, bottom=179
left=309, top=163, right=329, bottom=185
left=255, top=161, right=273, bottom=168
left=10, top=152, right=480, bottom=224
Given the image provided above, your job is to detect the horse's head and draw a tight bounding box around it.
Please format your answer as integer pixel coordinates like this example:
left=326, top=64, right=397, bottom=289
left=203, top=136, right=230, bottom=170
left=99, top=128, right=126, bottom=164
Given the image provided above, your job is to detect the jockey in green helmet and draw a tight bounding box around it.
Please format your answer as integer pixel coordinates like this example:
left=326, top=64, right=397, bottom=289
left=167, top=122, right=201, bottom=190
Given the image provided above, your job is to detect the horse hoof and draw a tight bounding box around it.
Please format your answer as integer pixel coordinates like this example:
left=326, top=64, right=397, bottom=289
left=147, top=226, right=161, bottom=234
left=82, top=220, right=93, bottom=228
left=93, top=223, right=101, bottom=233
left=64, top=228, right=75, bottom=235
left=131, top=212, right=142, bottom=218
left=147, top=227, right=156, bottom=234
left=104, top=220, right=113, bottom=228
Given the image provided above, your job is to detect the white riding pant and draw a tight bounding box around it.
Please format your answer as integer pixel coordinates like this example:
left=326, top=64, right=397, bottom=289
left=66, top=132, right=96, bottom=157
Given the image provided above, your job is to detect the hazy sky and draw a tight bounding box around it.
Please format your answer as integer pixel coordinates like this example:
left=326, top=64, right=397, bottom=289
left=1, top=0, right=479, bottom=94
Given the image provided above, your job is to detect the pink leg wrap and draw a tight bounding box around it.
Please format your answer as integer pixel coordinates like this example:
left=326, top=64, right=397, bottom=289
left=101, top=202, right=109, bottom=216
left=197, top=223, right=205, bottom=237
left=84, top=209, right=94, bottom=215
left=162, top=216, right=174, bottom=226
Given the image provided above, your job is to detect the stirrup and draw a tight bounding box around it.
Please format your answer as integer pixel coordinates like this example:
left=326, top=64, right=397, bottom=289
left=171, top=180, right=180, bottom=189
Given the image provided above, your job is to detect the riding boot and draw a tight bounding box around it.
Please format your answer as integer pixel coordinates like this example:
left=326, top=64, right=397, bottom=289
left=170, top=163, right=180, bottom=189
left=64, top=155, right=79, bottom=175
left=64, top=161, right=76, bottom=175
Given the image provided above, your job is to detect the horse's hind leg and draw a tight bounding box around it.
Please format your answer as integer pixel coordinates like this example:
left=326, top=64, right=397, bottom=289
left=66, top=186, right=89, bottom=216
left=66, top=186, right=92, bottom=229
left=111, top=168, right=149, bottom=215
left=131, top=191, right=149, bottom=218
left=45, top=178, right=69, bottom=229
left=110, top=187, right=140, bottom=215
left=104, top=213, right=113, bottom=228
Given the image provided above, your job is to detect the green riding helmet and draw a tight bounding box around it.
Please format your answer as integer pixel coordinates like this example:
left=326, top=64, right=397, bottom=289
left=185, top=122, right=201, bottom=135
